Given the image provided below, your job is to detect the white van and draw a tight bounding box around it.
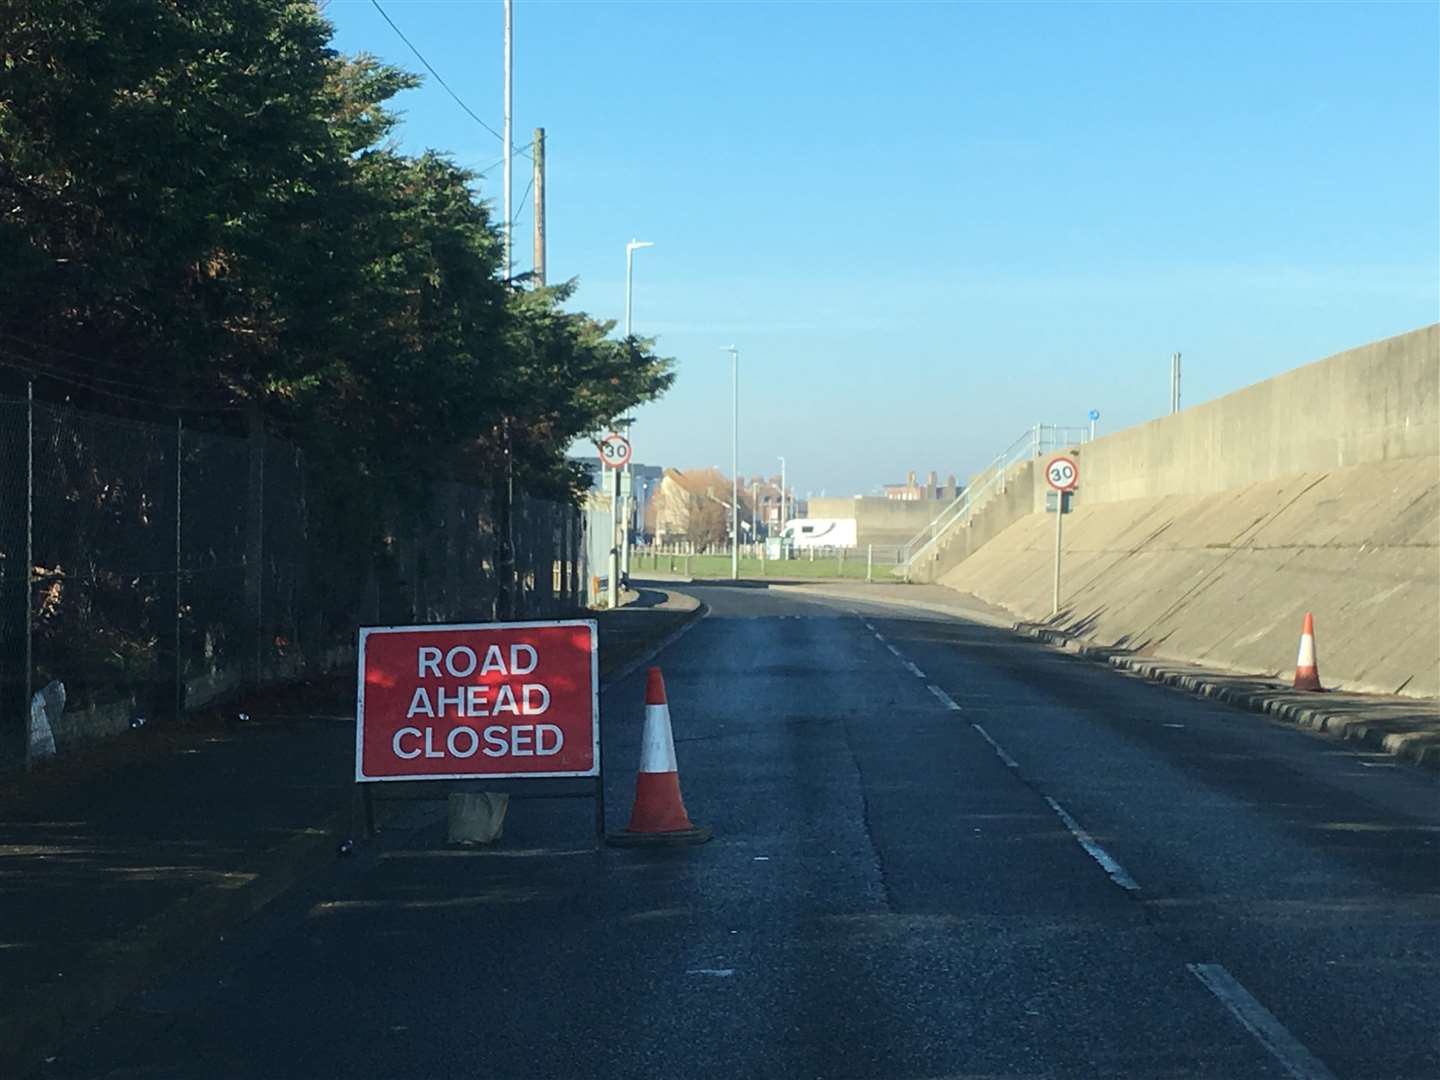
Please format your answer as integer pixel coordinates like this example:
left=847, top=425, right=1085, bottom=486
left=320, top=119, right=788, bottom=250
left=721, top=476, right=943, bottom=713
left=781, top=518, right=857, bottom=549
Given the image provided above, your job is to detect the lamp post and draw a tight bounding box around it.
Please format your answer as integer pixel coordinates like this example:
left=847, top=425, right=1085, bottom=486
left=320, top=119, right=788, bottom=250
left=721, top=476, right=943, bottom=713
left=624, top=239, right=653, bottom=340
left=621, top=240, right=653, bottom=588
left=724, top=345, right=739, bottom=581
left=751, top=479, right=759, bottom=544
left=777, top=455, right=786, bottom=556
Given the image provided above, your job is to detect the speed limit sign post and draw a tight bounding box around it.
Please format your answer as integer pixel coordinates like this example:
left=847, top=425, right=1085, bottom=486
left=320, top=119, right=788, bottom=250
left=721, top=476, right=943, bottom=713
left=1046, top=456, right=1079, bottom=616
left=597, top=433, right=633, bottom=611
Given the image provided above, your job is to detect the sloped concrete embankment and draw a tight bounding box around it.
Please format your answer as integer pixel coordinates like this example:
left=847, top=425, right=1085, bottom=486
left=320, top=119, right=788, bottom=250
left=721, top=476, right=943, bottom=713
left=940, top=324, right=1438, bottom=698
left=941, top=454, right=1438, bottom=698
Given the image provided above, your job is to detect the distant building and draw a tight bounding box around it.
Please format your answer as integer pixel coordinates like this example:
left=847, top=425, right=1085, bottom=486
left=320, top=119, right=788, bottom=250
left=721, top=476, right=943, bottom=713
left=650, top=467, right=739, bottom=549
left=571, top=456, right=664, bottom=542
left=883, top=469, right=960, bottom=502
left=738, top=474, right=793, bottom=535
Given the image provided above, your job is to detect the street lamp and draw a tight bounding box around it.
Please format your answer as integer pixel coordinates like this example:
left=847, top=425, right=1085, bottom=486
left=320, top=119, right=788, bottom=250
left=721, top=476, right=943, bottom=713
left=724, top=345, right=739, bottom=581
left=625, top=239, right=653, bottom=339
left=777, top=455, right=786, bottom=554
left=621, top=240, right=653, bottom=588
left=751, top=479, right=759, bottom=543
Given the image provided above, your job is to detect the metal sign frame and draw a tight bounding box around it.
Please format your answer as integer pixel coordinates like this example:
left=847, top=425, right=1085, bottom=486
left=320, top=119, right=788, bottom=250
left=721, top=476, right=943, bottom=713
left=353, top=619, right=604, bottom=847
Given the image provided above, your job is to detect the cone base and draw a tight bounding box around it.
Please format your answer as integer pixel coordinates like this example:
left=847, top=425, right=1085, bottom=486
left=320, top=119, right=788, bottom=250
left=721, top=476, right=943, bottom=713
left=606, top=825, right=713, bottom=848
left=1293, top=669, right=1324, bottom=692
left=626, top=771, right=695, bottom=834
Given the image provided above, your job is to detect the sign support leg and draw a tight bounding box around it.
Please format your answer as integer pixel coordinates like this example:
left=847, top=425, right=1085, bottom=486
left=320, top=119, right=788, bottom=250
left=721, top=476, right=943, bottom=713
left=593, top=710, right=606, bottom=849
left=1052, top=492, right=1064, bottom=617
left=363, top=785, right=377, bottom=839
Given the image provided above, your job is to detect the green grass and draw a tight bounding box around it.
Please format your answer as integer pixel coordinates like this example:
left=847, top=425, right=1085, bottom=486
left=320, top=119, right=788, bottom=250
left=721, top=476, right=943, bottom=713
left=633, top=552, right=902, bottom=581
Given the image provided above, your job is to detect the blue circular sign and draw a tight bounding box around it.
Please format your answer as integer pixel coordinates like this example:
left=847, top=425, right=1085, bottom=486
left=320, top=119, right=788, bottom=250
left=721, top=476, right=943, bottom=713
left=1088, top=409, right=1100, bottom=421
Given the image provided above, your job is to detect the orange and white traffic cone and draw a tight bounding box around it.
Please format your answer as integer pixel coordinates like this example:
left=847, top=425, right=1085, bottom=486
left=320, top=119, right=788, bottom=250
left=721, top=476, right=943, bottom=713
left=1293, top=612, right=1323, bottom=691
left=607, top=667, right=711, bottom=847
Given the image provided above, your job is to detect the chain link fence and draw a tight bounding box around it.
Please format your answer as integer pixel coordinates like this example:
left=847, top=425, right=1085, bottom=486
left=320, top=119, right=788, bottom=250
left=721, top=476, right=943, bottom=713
left=0, top=393, right=587, bottom=769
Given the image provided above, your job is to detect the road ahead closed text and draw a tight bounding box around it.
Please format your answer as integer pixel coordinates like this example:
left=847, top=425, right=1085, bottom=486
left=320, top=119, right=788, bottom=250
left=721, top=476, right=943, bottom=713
left=356, top=620, right=598, bottom=781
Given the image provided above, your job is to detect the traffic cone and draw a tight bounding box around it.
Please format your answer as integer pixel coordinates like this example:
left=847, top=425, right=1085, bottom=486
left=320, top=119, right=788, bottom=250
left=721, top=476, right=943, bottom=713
left=1293, top=612, right=1323, bottom=691
left=607, top=668, right=711, bottom=847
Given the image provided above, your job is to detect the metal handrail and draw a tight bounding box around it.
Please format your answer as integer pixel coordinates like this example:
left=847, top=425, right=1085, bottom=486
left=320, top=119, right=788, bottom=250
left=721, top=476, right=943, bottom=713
left=897, top=422, right=1092, bottom=574
left=898, top=456, right=1011, bottom=571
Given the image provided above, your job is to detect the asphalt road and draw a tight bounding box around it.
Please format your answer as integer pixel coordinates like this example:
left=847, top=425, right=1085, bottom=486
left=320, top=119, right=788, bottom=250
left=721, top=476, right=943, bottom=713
left=43, top=584, right=1440, bottom=1079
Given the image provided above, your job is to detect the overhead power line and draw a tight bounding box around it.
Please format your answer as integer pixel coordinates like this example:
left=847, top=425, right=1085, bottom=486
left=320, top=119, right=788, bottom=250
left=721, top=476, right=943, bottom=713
left=510, top=175, right=534, bottom=231
left=370, top=0, right=532, bottom=161
left=0, top=349, right=241, bottom=413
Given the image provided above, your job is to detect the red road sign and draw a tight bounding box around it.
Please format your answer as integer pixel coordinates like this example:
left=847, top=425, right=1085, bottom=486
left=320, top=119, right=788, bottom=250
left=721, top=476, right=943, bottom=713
left=355, top=620, right=598, bottom=781
left=1045, top=456, right=1079, bottom=492
left=598, top=433, right=631, bottom=469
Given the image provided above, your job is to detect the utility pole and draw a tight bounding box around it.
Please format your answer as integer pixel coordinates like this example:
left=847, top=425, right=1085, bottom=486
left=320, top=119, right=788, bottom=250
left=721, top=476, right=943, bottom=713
left=502, top=0, right=513, bottom=281
left=727, top=346, right=739, bottom=581
left=1170, top=352, right=1182, bottom=414
left=532, top=127, right=546, bottom=286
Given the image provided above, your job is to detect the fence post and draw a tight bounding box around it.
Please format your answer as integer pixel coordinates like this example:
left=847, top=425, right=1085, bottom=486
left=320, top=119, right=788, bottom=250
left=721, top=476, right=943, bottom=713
left=838, top=547, right=845, bottom=576
left=244, top=409, right=265, bottom=688
left=23, top=382, right=33, bottom=767
left=171, top=419, right=184, bottom=721
left=867, top=544, right=873, bottom=582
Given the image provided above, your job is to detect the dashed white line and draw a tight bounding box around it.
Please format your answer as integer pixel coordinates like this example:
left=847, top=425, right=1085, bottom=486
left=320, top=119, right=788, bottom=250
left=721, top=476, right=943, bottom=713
left=903, top=660, right=927, bottom=679
left=886, top=643, right=903, bottom=657
left=971, top=722, right=1019, bottom=768
left=1042, top=795, right=1141, bottom=892
left=927, top=684, right=962, bottom=711
left=1187, top=964, right=1337, bottom=1080
left=967, top=719, right=1140, bottom=896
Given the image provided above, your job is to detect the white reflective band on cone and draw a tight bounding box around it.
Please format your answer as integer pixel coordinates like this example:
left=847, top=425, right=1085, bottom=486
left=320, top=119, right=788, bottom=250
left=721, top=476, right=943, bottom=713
left=1296, top=633, right=1316, bottom=668
left=639, top=703, right=678, bottom=773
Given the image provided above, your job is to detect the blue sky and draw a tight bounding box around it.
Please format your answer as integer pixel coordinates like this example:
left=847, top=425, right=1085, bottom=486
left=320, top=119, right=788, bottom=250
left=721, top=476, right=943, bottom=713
left=324, top=1, right=1438, bottom=496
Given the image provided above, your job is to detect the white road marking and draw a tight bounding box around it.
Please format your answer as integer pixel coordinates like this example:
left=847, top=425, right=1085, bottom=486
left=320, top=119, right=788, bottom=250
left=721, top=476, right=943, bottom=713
left=928, top=684, right=962, bottom=711
left=971, top=723, right=1019, bottom=768
left=886, top=643, right=903, bottom=657
left=1042, top=796, right=1141, bottom=892
left=874, top=632, right=887, bottom=643
left=1357, top=761, right=1396, bottom=768
left=903, top=660, right=927, bottom=679
left=687, top=968, right=735, bottom=977
left=1163, top=722, right=1185, bottom=729
left=1187, top=963, right=1337, bottom=1080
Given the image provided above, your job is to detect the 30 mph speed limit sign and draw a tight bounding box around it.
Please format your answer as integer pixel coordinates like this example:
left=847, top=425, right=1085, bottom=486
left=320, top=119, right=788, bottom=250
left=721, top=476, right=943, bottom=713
left=598, top=433, right=631, bottom=469
left=1045, top=456, right=1079, bottom=492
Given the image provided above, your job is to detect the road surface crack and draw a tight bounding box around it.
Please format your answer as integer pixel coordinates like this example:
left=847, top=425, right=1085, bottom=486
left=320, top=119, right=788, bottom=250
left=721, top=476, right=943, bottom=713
left=842, top=713, right=896, bottom=913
